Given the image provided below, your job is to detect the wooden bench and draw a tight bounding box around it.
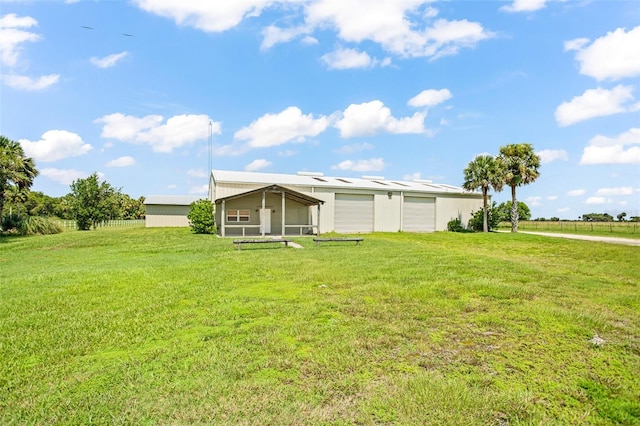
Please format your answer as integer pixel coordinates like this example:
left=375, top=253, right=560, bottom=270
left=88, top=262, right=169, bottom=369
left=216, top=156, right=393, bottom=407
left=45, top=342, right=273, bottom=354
left=233, top=239, right=292, bottom=250
left=313, top=237, right=363, bottom=246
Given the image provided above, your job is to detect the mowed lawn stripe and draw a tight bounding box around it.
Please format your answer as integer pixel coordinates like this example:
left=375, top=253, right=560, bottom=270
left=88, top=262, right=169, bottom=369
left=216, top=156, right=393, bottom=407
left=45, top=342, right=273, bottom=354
left=1, top=228, right=638, bottom=424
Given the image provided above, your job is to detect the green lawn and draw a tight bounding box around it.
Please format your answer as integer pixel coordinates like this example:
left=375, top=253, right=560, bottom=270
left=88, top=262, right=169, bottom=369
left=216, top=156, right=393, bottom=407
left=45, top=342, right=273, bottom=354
left=1, top=228, right=638, bottom=425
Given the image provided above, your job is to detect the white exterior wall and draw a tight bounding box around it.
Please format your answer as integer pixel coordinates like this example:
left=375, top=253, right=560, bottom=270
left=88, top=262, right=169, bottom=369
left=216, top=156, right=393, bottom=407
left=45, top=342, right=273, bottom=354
left=306, top=187, right=333, bottom=233
left=375, top=192, right=402, bottom=232
left=435, top=195, right=485, bottom=230
left=145, top=205, right=192, bottom=227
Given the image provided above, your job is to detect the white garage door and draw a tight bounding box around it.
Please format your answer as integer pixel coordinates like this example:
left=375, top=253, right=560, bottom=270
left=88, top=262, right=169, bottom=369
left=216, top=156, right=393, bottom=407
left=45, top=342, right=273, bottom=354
left=403, top=196, right=435, bottom=232
left=335, top=193, right=374, bottom=233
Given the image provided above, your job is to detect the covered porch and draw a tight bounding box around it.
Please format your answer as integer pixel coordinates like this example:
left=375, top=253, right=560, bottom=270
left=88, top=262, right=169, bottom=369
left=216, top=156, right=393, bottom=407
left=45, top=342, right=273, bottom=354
left=214, top=184, right=324, bottom=237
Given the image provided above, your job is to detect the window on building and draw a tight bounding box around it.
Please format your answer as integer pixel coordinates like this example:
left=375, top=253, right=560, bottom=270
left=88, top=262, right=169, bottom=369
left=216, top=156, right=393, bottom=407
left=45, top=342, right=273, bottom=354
left=227, top=209, right=250, bottom=222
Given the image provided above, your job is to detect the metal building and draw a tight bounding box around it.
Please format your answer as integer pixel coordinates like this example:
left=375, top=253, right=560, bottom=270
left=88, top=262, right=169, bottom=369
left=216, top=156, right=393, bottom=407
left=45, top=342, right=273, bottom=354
left=144, top=195, right=204, bottom=227
left=210, top=170, right=484, bottom=236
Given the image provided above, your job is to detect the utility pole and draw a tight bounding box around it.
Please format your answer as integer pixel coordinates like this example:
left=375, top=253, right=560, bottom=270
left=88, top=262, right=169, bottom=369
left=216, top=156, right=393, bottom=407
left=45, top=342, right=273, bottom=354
left=208, top=120, right=213, bottom=175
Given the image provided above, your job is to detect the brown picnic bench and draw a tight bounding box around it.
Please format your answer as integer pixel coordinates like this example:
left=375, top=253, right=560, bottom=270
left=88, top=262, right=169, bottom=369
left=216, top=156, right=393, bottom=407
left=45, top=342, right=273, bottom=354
left=313, top=237, right=363, bottom=246
left=233, top=239, right=292, bottom=250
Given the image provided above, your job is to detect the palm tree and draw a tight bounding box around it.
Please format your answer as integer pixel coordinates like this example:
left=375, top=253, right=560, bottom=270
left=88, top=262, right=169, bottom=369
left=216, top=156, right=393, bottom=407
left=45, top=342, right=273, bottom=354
left=0, top=135, right=39, bottom=218
left=498, top=143, right=541, bottom=232
left=463, top=154, right=504, bottom=232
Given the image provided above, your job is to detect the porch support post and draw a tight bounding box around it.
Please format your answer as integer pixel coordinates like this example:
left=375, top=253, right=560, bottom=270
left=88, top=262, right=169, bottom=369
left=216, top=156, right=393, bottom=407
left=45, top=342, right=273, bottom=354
left=221, top=200, right=226, bottom=237
left=261, top=190, right=266, bottom=237
left=281, top=191, right=286, bottom=237
left=317, top=204, right=321, bottom=236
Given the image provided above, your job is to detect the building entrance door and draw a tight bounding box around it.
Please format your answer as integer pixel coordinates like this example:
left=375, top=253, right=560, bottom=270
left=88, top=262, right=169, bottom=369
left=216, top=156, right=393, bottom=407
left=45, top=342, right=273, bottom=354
left=260, top=208, right=271, bottom=234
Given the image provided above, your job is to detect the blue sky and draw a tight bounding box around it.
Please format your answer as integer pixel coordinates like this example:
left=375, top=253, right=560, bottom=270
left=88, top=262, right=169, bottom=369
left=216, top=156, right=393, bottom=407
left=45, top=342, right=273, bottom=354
left=1, top=0, right=639, bottom=220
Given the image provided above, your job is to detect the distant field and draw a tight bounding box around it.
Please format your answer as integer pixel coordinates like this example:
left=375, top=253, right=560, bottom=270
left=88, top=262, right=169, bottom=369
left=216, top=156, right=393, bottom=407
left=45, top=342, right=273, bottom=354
left=1, top=228, right=638, bottom=425
left=500, top=220, right=640, bottom=238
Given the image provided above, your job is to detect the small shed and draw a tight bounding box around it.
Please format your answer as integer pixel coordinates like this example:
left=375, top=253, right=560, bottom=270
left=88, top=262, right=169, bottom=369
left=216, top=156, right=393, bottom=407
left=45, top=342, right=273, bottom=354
left=144, top=195, right=203, bottom=227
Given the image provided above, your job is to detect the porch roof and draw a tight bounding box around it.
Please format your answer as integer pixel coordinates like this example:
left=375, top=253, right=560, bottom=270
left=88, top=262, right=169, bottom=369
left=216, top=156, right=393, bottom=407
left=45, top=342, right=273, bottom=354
left=214, top=184, right=324, bottom=207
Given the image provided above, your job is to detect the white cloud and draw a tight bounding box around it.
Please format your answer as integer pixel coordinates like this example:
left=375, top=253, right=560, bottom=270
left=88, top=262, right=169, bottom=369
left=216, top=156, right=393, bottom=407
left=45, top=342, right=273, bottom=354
left=564, top=37, right=589, bottom=52
left=595, top=187, right=634, bottom=196
left=234, top=106, right=328, bottom=148
left=403, top=172, right=422, bottom=181
left=262, top=24, right=309, bottom=50
left=526, top=196, right=543, bottom=206
left=2, top=73, right=60, bottom=91
left=0, top=13, right=40, bottom=67
left=40, top=168, right=88, bottom=185
left=0, top=14, right=60, bottom=91
left=133, top=2, right=492, bottom=61
left=567, top=189, right=585, bottom=197
left=580, top=128, right=640, bottom=165
left=500, top=0, right=548, bottom=13
left=188, top=184, right=209, bottom=195
left=423, top=19, right=493, bottom=60
left=90, top=51, right=129, bottom=68
left=106, top=156, right=135, bottom=167
left=244, top=159, right=272, bottom=171
left=567, top=26, right=640, bottom=81
left=547, top=196, right=558, bottom=201
left=19, top=130, right=93, bottom=162
left=95, top=113, right=220, bottom=153
left=557, top=207, right=570, bottom=213
left=278, top=149, right=296, bottom=157
left=335, top=142, right=374, bottom=154
left=408, top=88, right=452, bottom=108
left=321, top=47, right=373, bottom=70
left=331, top=158, right=385, bottom=172
left=586, top=196, right=609, bottom=205
left=301, top=35, right=318, bottom=45
left=132, top=1, right=279, bottom=32
left=305, top=2, right=493, bottom=60
left=555, top=85, right=635, bottom=127
left=187, top=168, right=208, bottom=178
left=335, top=100, right=427, bottom=138
left=537, top=149, right=568, bottom=164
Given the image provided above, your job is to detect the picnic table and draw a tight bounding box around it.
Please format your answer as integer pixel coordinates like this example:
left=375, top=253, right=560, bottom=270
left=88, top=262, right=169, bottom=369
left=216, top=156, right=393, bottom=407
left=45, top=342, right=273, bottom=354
left=313, top=237, right=364, bottom=246
left=233, top=239, right=292, bottom=250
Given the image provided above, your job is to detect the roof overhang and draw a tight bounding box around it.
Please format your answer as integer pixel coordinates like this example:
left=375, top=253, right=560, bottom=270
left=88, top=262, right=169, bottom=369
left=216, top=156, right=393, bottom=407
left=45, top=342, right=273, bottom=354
left=214, top=184, right=324, bottom=206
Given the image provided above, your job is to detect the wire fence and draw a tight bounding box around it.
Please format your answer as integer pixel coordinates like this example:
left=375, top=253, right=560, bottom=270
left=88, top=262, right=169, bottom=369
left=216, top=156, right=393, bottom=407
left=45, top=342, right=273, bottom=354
left=500, top=221, right=639, bottom=235
left=55, top=219, right=145, bottom=230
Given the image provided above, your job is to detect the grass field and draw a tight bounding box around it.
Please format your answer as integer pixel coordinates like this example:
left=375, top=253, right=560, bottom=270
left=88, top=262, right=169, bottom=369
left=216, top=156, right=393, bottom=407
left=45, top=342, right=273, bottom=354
left=500, top=221, right=640, bottom=239
left=1, top=227, right=639, bottom=425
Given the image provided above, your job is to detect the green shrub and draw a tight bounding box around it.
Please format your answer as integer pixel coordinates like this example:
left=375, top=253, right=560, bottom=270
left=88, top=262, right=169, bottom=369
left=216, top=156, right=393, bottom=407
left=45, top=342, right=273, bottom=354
left=1, top=214, right=23, bottom=232
left=21, top=216, right=64, bottom=235
left=1, top=215, right=63, bottom=235
left=447, top=218, right=466, bottom=232
left=468, top=203, right=500, bottom=232
left=187, top=199, right=215, bottom=234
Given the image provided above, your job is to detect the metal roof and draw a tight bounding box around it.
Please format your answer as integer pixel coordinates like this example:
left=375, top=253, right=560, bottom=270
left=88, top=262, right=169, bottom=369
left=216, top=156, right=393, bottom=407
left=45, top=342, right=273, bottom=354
left=145, top=195, right=204, bottom=205
left=214, top=184, right=324, bottom=206
left=212, top=170, right=470, bottom=194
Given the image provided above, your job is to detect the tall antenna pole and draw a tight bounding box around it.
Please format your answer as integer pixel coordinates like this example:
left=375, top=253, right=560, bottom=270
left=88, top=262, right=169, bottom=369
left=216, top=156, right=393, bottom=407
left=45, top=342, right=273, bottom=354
left=208, top=120, right=213, bottom=175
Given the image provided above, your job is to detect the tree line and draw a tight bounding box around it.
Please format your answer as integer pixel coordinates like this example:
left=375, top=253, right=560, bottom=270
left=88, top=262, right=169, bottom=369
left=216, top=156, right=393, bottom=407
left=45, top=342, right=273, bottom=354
left=1, top=135, right=144, bottom=233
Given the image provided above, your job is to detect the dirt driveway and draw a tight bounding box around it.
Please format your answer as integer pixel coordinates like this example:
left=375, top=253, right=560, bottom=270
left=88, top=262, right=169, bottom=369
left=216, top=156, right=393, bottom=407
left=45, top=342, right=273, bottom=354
left=510, top=231, right=640, bottom=246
